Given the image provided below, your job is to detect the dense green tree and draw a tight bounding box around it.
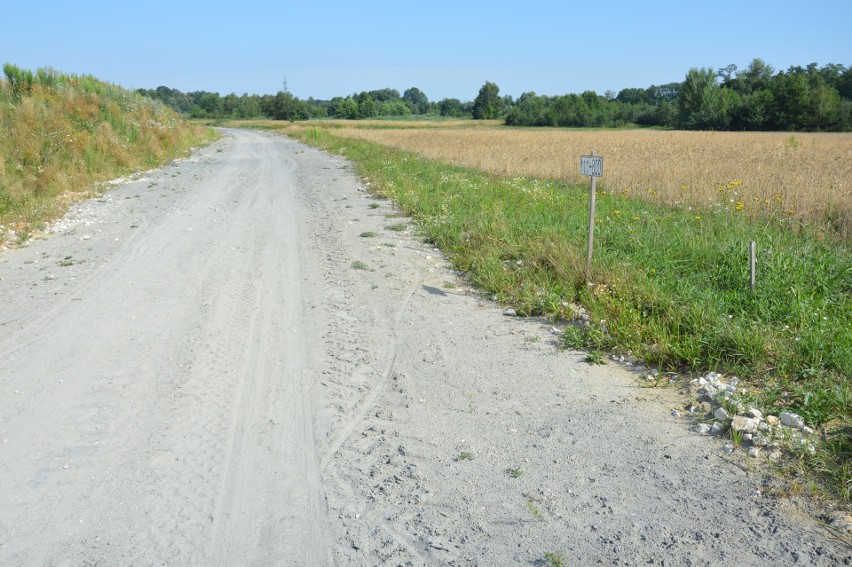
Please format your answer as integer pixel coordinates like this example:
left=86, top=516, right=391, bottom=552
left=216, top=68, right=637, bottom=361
left=837, top=67, right=852, bottom=100
left=677, top=68, right=735, bottom=129
left=357, top=92, right=376, bottom=118
left=437, top=98, right=467, bottom=117
left=771, top=71, right=811, bottom=130
left=192, top=92, right=224, bottom=118
left=402, top=87, right=428, bottom=114
left=262, top=91, right=309, bottom=121
left=378, top=100, right=411, bottom=116
left=472, top=81, right=500, bottom=119
left=726, top=58, right=775, bottom=95
left=505, top=92, right=551, bottom=126
left=729, top=90, right=774, bottom=130
left=616, top=87, right=647, bottom=105
left=368, top=88, right=401, bottom=102
left=808, top=83, right=842, bottom=130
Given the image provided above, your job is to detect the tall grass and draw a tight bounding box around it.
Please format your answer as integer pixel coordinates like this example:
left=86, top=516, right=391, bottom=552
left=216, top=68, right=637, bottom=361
left=0, top=64, right=216, bottom=242
left=290, top=124, right=852, bottom=240
left=285, top=126, right=850, bottom=500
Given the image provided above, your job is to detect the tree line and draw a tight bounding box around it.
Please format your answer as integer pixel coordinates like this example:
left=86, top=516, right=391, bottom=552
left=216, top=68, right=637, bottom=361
left=139, top=59, right=851, bottom=131
left=136, top=85, right=474, bottom=121
left=502, top=59, right=850, bottom=131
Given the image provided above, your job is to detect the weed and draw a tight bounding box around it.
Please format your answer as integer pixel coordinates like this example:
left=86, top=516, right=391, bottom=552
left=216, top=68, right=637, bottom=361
left=455, top=451, right=474, bottom=461
left=544, top=551, right=566, bottom=567
left=350, top=261, right=369, bottom=270
left=369, top=202, right=381, bottom=209
left=385, top=223, right=408, bottom=232
left=731, top=428, right=744, bottom=448
left=359, top=231, right=376, bottom=238
left=560, top=326, right=586, bottom=350
left=507, top=467, right=523, bottom=478
left=466, top=390, right=476, bottom=413
left=526, top=499, right=542, bottom=520
left=585, top=351, right=606, bottom=365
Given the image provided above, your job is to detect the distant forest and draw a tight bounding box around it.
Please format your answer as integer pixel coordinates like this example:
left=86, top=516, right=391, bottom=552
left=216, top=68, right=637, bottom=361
left=138, top=59, right=852, bottom=131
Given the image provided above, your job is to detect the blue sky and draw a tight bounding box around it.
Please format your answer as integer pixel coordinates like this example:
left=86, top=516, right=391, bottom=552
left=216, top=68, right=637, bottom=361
left=3, top=1, right=850, bottom=101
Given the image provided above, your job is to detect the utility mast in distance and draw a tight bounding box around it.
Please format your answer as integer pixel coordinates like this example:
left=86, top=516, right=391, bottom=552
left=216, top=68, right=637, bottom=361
left=282, top=76, right=289, bottom=93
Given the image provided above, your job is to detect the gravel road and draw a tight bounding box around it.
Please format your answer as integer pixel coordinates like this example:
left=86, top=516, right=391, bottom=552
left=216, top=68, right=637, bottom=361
left=0, top=129, right=848, bottom=565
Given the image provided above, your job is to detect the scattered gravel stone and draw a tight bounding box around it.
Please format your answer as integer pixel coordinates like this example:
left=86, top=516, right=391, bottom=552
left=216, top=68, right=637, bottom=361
left=801, top=426, right=814, bottom=435
left=826, top=511, right=852, bottom=534
left=748, top=447, right=760, bottom=458
left=671, top=410, right=681, bottom=417
left=780, top=411, right=805, bottom=430
left=766, top=415, right=779, bottom=427
left=746, top=408, right=763, bottom=419
left=549, top=327, right=562, bottom=335
left=731, top=416, right=759, bottom=434
left=502, top=309, right=517, bottom=317
left=709, top=422, right=725, bottom=436
left=694, top=423, right=711, bottom=435
left=721, top=444, right=735, bottom=454
left=714, top=407, right=730, bottom=421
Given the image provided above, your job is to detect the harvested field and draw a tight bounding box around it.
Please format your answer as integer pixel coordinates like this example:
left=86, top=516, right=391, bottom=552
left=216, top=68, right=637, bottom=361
left=293, top=125, right=852, bottom=238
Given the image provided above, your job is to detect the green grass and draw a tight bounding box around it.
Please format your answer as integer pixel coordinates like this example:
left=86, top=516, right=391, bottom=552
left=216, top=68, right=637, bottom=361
left=288, top=126, right=851, bottom=502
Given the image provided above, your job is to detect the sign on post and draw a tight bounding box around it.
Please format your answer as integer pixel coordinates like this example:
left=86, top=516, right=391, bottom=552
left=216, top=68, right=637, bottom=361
left=580, top=155, right=603, bottom=177
left=581, top=152, right=603, bottom=281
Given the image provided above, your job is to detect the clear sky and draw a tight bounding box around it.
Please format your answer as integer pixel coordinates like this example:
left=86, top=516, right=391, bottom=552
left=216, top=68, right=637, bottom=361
left=3, top=1, right=850, bottom=101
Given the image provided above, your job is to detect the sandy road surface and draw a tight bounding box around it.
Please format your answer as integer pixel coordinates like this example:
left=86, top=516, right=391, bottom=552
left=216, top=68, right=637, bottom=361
left=0, top=129, right=848, bottom=565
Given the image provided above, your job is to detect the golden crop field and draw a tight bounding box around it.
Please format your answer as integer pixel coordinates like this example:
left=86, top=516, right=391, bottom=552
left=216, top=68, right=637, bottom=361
left=292, top=123, right=852, bottom=238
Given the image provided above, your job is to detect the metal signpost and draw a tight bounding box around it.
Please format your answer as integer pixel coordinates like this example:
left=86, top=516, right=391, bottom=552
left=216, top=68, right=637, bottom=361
left=580, top=152, right=603, bottom=280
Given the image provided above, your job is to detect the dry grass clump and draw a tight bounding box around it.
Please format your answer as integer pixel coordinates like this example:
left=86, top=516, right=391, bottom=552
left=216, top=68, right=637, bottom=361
left=303, top=125, right=852, bottom=238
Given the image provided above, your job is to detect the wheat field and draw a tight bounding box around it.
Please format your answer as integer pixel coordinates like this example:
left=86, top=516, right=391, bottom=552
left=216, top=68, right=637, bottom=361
left=291, top=124, right=852, bottom=238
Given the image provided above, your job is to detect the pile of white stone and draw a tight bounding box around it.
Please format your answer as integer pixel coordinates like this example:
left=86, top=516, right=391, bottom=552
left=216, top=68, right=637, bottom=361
left=688, top=372, right=816, bottom=459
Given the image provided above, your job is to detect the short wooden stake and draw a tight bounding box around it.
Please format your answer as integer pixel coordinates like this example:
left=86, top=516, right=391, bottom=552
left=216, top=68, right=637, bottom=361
left=749, top=241, right=756, bottom=292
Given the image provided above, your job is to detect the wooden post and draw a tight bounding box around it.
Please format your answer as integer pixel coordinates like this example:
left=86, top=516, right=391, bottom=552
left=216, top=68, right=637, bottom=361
left=749, top=241, right=756, bottom=292
left=586, top=151, right=597, bottom=281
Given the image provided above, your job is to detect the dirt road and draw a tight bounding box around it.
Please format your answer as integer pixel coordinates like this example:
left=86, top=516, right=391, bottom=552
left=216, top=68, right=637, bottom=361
left=0, top=129, right=847, bottom=565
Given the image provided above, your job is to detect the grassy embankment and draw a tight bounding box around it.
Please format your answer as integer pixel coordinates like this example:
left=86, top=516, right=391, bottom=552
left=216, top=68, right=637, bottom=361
left=0, top=64, right=216, bottom=244
left=246, top=120, right=850, bottom=501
